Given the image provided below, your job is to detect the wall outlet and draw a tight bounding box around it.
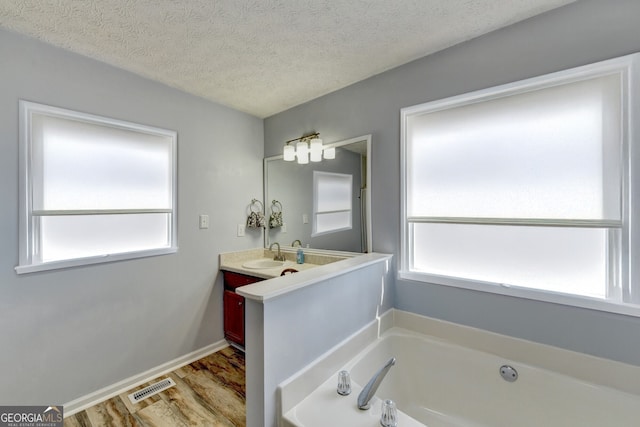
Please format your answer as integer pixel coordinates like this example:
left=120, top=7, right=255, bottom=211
left=199, top=214, right=209, bottom=229
left=302, top=214, right=309, bottom=224
left=237, top=224, right=245, bottom=237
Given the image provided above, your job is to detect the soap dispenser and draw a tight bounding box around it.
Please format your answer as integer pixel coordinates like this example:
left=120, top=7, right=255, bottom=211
left=296, top=246, right=305, bottom=264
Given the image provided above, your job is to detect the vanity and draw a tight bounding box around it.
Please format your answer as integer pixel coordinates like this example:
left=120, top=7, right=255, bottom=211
left=222, top=270, right=262, bottom=347
left=221, top=134, right=373, bottom=349
left=219, top=248, right=350, bottom=348
left=227, top=133, right=386, bottom=425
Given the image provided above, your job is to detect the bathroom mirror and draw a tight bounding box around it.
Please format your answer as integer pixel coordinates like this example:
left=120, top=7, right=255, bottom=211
left=264, top=134, right=372, bottom=253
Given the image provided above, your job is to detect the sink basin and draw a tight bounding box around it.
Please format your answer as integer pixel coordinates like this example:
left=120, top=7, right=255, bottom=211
left=242, top=259, right=286, bottom=269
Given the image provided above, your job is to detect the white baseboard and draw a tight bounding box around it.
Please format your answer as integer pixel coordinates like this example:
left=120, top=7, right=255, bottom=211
left=63, top=339, right=229, bottom=417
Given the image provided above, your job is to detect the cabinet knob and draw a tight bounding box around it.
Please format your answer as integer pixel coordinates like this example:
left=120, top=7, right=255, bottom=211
left=238, top=301, right=243, bottom=306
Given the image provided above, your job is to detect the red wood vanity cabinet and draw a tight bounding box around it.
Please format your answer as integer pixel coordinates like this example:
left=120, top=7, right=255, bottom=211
left=222, top=270, right=263, bottom=347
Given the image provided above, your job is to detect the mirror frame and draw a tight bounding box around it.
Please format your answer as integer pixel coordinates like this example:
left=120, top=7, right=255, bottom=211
left=263, top=134, right=372, bottom=253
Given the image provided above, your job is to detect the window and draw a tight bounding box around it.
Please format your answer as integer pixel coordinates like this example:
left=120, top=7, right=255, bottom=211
left=400, top=53, right=640, bottom=316
left=313, top=171, right=352, bottom=236
left=16, top=101, right=177, bottom=274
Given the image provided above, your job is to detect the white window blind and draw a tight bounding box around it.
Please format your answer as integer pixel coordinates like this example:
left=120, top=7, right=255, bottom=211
left=313, top=171, right=352, bottom=236
left=401, top=54, right=640, bottom=315
left=406, top=75, right=621, bottom=223
left=17, top=101, right=177, bottom=273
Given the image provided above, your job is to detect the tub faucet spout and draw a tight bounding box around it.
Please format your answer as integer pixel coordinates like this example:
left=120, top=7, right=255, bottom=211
left=357, top=357, right=396, bottom=410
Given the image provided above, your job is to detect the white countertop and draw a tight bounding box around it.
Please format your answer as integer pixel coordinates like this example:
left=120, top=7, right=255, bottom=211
left=219, top=248, right=391, bottom=301
left=219, top=247, right=350, bottom=279
left=232, top=252, right=392, bottom=301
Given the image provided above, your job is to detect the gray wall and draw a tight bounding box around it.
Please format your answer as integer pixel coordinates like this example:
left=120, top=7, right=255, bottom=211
left=264, top=0, right=640, bottom=366
left=0, top=28, right=263, bottom=404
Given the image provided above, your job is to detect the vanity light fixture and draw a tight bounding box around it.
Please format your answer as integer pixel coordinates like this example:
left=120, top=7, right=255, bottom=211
left=283, top=132, right=336, bottom=164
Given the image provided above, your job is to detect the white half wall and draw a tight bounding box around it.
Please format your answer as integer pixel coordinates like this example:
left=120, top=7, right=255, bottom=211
left=243, top=254, right=394, bottom=427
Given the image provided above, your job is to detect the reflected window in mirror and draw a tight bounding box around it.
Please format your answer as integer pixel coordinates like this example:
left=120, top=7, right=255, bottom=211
left=313, top=171, right=353, bottom=236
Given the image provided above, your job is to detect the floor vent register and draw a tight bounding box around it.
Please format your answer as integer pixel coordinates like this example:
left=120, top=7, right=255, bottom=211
left=127, top=377, right=177, bottom=404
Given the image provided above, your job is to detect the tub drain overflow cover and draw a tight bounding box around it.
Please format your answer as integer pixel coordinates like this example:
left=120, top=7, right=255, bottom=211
left=500, top=365, right=518, bottom=382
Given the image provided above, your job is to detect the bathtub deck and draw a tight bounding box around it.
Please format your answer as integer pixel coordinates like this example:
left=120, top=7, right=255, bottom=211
left=282, top=375, right=424, bottom=427
left=279, top=309, right=640, bottom=427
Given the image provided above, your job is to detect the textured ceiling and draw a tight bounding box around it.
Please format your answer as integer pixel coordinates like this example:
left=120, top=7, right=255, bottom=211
left=0, top=0, right=574, bottom=118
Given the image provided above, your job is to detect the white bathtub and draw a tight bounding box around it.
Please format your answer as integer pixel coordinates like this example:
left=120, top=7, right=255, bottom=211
left=280, top=310, right=640, bottom=427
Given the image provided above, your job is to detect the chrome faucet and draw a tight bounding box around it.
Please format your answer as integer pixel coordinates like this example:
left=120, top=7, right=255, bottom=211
left=269, top=242, right=285, bottom=261
left=357, top=357, right=396, bottom=410
left=291, top=239, right=302, bottom=247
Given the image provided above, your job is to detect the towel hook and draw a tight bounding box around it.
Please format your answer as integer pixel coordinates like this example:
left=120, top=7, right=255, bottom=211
left=247, top=199, right=266, bottom=228
left=250, top=198, right=264, bottom=213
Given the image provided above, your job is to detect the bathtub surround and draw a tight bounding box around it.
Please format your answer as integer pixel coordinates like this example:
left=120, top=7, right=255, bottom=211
left=263, top=0, right=640, bottom=367
left=0, top=27, right=263, bottom=406
left=280, top=309, right=640, bottom=426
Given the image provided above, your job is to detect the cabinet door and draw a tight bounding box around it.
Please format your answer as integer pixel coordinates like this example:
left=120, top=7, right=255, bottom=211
left=223, top=271, right=263, bottom=290
left=224, top=290, right=244, bottom=346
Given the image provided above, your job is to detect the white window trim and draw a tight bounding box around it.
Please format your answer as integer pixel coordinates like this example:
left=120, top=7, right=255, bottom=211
left=400, top=53, right=640, bottom=317
left=16, top=101, right=178, bottom=274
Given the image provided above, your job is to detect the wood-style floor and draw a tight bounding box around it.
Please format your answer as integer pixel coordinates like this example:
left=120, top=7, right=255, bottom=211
left=64, top=346, right=245, bottom=427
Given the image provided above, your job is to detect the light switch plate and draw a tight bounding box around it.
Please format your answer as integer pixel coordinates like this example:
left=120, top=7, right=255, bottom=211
left=199, top=214, right=209, bottom=229
left=237, top=224, right=245, bottom=237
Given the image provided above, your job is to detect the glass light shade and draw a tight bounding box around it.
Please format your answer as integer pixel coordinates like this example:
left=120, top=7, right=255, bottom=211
left=283, top=144, right=295, bottom=161
left=310, top=138, right=323, bottom=162
left=323, top=146, right=336, bottom=159
left=296, top=141, right=309, bottom=164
